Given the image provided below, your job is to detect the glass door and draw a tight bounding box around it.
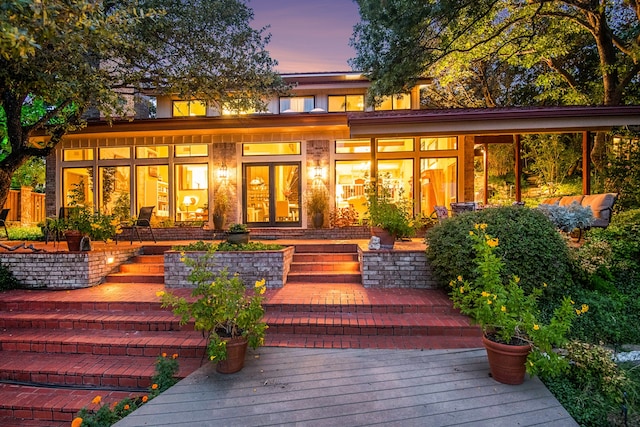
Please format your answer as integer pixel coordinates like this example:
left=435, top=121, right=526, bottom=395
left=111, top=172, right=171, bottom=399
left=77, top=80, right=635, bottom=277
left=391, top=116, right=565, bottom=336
left=244, top=163, right=300, bottom=227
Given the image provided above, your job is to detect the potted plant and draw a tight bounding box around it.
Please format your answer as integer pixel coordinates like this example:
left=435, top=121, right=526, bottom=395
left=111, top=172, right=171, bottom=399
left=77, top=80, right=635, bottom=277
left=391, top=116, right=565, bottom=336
left=450, top=224, right=587, bottom=384
left=226, top=223, right=249, bottom=244
left=159, top=259, right=267, bottom=374
left=305, top=186, right=329, bottom=228
left=365, top=178, right=415, bottom=248
left=213, top=189, right=229, bottom=231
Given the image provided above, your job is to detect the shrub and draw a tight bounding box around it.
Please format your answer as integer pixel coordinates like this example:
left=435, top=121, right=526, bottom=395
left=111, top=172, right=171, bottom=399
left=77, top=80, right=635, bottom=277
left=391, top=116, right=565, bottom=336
left=425, top=205, right=573, bottom=296
left=0, top=262, right=20, bottom=292
left=537, top=202, right=594, bottom=232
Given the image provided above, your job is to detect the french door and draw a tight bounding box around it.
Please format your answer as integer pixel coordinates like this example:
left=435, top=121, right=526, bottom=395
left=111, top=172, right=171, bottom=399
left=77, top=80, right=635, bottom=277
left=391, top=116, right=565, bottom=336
left=243, top=162, right=300, bottom=227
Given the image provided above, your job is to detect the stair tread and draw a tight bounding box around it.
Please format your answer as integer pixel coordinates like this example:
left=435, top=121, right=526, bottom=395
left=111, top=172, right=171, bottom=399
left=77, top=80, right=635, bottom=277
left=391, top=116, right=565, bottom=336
left=0, top=328, right=205, bottom=345
left=264, top=311, right=475, bottom=326
left=264, top=333, right=483, bottom=350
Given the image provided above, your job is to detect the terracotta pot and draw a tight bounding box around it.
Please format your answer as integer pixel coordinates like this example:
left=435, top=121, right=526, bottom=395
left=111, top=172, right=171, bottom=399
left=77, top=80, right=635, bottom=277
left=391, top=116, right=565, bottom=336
left=482, top=334, right=531, bottom=385
left=371, top=226, right=395, bottom=249
left=216, top=337, right=249, bottom=374
left=65, top=230, right=88, bottom=252
left=226, top=232, right=249, bottom=245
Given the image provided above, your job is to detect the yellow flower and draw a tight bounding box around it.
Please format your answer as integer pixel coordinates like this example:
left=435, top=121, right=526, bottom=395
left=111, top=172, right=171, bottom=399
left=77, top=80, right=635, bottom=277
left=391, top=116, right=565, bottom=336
left=142, top=396, right=148, bottom=403
left=459, top=286, right=464, bottom=294
left=487, top=238, right=499, bottom=247
left=172, top=353, right=179, bottom=359
left=481, top=291, right=490, bottom=297
left=92, top=395, right=102, bottom=405
left=543, top=282, right=548, bottom=288
left=72, top=417, right=83, bottom=427
left=501, top=305, right=506, bottom=312
left=576, top=309, right=581, bottom=315
left=260, top=286, right=266, bottom=295
left=581, top=304, right=589, bottom=313
left=162, top=352, right=167, bottom=358
left=469, top=231, right=474, bottom=236
left=529, top=361, right=534, bottom=366
left=533, top=324, right=540, bottom=330
left=457, top=275, right=463, bottom=281
left=156, top=291, right=165, bottom=297
left=210, top=355, right=216, bottom=361
left=487, top=299, right=492, bottom=305
left=152, top=383, right=158, bottom=390
left=480, top=223, right=487, bottom=230
left=254, top=278, right=266, bottom=288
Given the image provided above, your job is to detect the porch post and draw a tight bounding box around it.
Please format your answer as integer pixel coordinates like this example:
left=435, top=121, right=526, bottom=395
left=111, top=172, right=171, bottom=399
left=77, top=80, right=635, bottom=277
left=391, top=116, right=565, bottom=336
left=582, top=131, right=591, bottom=195
left=514, top=134, right=522, bottom=202
left=483, top=143, right=489, bottom=206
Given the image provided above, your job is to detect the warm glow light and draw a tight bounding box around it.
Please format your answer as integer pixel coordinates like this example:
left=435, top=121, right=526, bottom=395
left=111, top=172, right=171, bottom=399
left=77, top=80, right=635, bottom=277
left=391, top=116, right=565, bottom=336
left=217, top=164, right=228, bottom=181
left=106, top=257, right=114, bottom=264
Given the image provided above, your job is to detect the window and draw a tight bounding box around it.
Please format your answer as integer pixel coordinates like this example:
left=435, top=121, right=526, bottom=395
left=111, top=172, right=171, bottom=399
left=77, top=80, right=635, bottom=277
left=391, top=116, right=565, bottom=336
left=99, top=147, right=130, bottom=160
left=172, top=100, right=206, bottom=117
left=63, top=149, right=93, bottom=161
left=136, top=146, right=169, bottom=159
left=242, top=142, right=301, bottom=156
left=377, top=138, right=414, bottom=152
left=63, top=167, right=94, bottom=207
left=328, top=95, right=365, bottom=112
left=420, top=137, right=457, bottom=151
left=175, top=164, right=208, bottom=222
left=279, top=96, right=314, bottom=113
left=335, top=160, right=371, bottom=221
left=336, top=139, right=371, bottom=154
left=420, top=157, right=457, bottom=215
left=375, top=94, right=411, bottom=111
left=136, top=165, right=169, bottom=218
left=175, top=144, right=208, bottom=157
left=99, top=166, right=130, bottom=216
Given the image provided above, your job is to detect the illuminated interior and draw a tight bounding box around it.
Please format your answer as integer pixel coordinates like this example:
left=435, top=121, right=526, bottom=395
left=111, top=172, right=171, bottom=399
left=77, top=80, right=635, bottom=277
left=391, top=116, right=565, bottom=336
left=136, top=165, right=169, bottom=218
left=245, top=164, right=300, bottom=224
left=175, top=164, right=208, bottom=222
left=420, top=157, right=457, bottom=215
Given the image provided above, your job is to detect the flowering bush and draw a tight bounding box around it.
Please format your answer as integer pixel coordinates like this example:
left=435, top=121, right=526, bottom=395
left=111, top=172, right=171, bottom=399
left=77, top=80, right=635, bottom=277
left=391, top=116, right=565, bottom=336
left=65, top=207, right=120, bottom=242
left=450, top=224, right=588, bottom=377
left=159, top=251, right=267, bottom=362
left=71, top=353, right=179, bottom=426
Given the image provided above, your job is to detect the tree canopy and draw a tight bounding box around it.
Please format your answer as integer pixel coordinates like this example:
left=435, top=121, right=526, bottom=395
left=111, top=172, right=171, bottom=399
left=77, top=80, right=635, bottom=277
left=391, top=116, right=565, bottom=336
left=0, top=0, right=286, bottom=206
left=350, top=0, right=640, bottom=108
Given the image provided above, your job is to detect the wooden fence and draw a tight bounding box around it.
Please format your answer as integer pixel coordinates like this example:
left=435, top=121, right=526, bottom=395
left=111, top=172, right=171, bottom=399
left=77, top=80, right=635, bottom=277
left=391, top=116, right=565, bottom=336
left=2, top=187, right=46, bottom=226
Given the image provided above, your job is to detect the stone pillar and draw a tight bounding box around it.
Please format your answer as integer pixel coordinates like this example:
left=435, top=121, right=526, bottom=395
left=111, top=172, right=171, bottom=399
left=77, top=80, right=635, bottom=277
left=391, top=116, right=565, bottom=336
left=20, top=186, right=32, bottom=225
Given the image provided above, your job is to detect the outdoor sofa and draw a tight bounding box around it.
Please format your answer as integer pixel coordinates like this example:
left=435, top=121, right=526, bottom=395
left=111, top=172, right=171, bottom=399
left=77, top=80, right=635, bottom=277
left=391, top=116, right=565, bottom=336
left=539, top=193, right=618, bottom=229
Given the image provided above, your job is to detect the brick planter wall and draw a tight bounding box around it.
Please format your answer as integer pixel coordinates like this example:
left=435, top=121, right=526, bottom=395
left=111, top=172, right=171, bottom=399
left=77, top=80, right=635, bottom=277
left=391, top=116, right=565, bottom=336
left=359, top=248, right=438, bottom=289
left=164, top=246, right=295, bottom=289
left=0, top=247, right=138, bottom=289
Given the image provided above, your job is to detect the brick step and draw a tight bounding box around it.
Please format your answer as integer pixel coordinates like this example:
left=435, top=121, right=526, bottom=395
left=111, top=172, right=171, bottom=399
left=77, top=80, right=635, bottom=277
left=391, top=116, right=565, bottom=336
left=119, top=263, right=164, bottom=274
left=286, top=271, right=361, bottom=284
left=289, top=261, right=360, bottom=273
left=0, top=298, right=169, bottom=313
left=292, top=253, right=358, bottom=263
left=0, top=383, right=137, bottom=424
left=131, top=254, right=165, bottom=263
left=264, top=333, right=483, bottom=350
left=263, top=312, right=481, bottom=337
left=0, top=352, right=202, bottom=391
left=263, top=300, right=459, bottom=315
left=292, top=243, right=358, bottom=253
left=0, top=310, right=187, bottom=332
left=0, top=329, right=207, bottom=358
left=104, top=272, right=165, bottom=284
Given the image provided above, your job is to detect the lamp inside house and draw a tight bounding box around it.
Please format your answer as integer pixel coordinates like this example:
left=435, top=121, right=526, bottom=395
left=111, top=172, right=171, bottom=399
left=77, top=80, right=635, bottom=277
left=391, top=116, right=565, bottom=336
left=183, top=195, right=198, bottom=212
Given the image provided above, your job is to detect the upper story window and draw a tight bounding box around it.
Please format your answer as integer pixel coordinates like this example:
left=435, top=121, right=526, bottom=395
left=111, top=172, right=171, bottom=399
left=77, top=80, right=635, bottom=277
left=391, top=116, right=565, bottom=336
left=172, top=100, right=206, bottom=117
left=336, top=139, right=371, bottom=154
left=375, top=94, right=411, bottom=111
left=99, top=147, right=131, bottom=160
left=136, top=146, right=169, bottom=158
left=175, top=144, right=208, bottom=157
left=328, top=95, right=365, bottom=112
left=377, top=138, right=414, bottom=152
left=420, top=137, right=458, bottom=150
left=279, top=96, right=314, bottom=113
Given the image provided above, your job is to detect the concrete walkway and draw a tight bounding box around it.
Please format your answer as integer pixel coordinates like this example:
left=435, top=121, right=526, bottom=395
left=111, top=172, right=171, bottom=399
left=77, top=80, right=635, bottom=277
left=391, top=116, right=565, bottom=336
left=114, top=347, right=578, bottom=427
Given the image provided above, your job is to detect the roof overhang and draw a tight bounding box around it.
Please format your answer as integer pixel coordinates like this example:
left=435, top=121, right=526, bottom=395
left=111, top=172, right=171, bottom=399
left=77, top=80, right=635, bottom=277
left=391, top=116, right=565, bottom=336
left=348, top=106, right=640, bottom=137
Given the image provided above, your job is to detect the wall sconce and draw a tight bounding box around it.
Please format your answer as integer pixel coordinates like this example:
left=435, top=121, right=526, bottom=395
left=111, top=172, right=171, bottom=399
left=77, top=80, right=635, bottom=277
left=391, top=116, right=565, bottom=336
left=217, top=162, right=228, bottom=181
left=313, top=164, right=323, bottom=180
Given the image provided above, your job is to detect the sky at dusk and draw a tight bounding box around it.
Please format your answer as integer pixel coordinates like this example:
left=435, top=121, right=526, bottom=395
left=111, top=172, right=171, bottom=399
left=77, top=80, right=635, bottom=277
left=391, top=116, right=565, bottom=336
left=249, top=0, right=361, bottom=73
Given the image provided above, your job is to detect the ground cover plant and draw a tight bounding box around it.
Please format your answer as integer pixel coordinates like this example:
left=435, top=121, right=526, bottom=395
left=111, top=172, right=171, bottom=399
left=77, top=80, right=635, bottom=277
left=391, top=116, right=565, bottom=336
left=425, top=206, right=640, bottom=425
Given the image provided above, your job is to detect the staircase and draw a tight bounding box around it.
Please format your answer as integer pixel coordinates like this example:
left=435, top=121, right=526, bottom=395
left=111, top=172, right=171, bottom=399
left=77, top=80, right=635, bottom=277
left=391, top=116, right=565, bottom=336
left=0, top=248, right=204, bottom=426
left=264, top=243, right=482, bottom=350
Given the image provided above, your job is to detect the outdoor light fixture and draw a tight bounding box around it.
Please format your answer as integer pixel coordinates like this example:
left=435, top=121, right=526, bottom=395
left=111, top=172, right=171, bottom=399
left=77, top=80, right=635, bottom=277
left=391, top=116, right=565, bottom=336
left=217, top=162, right=228, bottom=181
left=313, top=164, right=323, bottom=180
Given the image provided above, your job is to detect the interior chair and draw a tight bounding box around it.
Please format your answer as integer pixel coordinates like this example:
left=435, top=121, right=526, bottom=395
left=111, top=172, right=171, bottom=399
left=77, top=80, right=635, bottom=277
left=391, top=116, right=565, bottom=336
left=276, top=200, right=290, bottom=221
left=0, top=208, right=9, bottom=238
left=127, top=206, right=156, bottom=244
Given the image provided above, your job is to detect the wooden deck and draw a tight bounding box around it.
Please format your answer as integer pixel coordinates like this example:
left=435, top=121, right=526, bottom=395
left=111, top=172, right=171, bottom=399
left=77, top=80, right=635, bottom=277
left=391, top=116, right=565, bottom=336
left=114, top=347, right=578, bottom=427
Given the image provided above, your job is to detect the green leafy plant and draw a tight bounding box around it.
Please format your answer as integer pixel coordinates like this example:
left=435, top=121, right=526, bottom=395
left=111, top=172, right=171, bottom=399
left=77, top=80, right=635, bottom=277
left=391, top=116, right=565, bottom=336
left=450, top=224, right=585, bottom=377
left=228, top=223, right=249, bottom=233
left=365, top=177, right=415, bottom=238
left=213, top=189, right=229, bottom=218
left=160, top=255, right=267, bottom=362
left=305, top=186, right=329, bottom=215
left=0, top=262, right=20, bottom=292
left=72, top=353, right=179, bottom=427
left=537, top=202, right=594, bottom=232
left=215, top=241, right=283, bottom=251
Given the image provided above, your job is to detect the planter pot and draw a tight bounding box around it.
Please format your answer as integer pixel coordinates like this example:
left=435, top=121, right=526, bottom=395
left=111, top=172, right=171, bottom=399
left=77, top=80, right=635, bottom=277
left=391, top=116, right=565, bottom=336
left=311, top=212, right=324, bottom=229
left=65, top=230, right=90, bottom=252
left=216, top=337, right=249, bottom=374
left=482, top=334, right=531, bottom=385
left=371, top=226, right=395, bottom=249
left=213, top=214, right=225, bottom=231
left=227, top=231, right=249, bottom=245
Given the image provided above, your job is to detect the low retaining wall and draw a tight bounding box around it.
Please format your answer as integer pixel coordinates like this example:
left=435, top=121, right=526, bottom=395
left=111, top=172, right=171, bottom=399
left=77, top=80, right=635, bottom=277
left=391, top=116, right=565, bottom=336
left=164, top=246, right=295, bottom=289
left=0, top=247, right=139, bottom=289
left=359, top=248, right=438, bottom=289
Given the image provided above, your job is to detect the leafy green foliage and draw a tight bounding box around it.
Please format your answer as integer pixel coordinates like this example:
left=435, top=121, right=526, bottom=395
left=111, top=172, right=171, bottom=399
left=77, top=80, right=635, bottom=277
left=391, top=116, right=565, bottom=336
left=0, top=262, right=20, bottom=292
left=8, top=225, right=44, bottom=241
left=425, top=206, right=573, bottom=296
left=172, top=240, right=283, bottom=252
left=604, top=131, right=640, bottom=211
left=522, top=134, right=582, bottom=195
left=538, top=202, right=594, bottom=233
left=365, top=177, right=415, bottom=238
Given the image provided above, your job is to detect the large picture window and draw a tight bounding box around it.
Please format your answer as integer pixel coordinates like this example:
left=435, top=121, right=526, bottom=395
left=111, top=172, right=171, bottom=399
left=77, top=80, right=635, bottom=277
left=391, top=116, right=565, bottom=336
left=328, top=95, right=365, bottom=112
left=420, top=158, right=457, bottom=215
left=375, top=94, right=411, bottom=111
left=175, top=164, right=208, bottom=222
left=172, top=100, right=206, bottom=117
left=136, top=165, right=169, bottom=218
left=99, top=166, right=130, bottom=217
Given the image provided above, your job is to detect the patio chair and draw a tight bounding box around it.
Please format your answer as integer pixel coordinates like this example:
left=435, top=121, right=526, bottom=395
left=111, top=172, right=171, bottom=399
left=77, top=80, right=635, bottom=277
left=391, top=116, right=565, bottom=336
left=126, top=206, right=156, bottom=244
left=450, top=202, right=476, bottom=216
left=0, top=208, right=9, bottom=238
left=431, top=205, right=449, bottom=223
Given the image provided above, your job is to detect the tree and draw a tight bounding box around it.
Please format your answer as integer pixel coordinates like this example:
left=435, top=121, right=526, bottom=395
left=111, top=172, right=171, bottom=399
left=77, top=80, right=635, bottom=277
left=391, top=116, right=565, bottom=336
left=0, top=0, right=286, bottom=208
left=350, top=1, right=640, bottom=165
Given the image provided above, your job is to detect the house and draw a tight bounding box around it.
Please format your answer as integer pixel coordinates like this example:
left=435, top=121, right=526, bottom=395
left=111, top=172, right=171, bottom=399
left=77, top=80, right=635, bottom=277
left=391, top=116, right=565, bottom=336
left=42, top=72, right=640, bottom=230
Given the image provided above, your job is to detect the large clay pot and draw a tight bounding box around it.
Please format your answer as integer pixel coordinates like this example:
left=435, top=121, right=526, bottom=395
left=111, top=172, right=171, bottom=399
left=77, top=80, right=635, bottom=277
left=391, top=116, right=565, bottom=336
left=371, top=226, right=395, bottom=249
left=65, top=230, right=88, bottom=252
left=216, top=337, right=249, bottom=374
left=482, top=334, right=531, bottom=385
left=311, top=212, right=324, bottom=229
left=226, top=232, right=249, bottom=245
left=213, top=214, right=225, bottom=231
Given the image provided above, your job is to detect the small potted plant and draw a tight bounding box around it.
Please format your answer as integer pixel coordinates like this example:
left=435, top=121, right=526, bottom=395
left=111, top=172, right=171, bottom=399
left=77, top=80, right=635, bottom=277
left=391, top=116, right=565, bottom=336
left=226, top=223, right=249, bottom=244
left=450, top=224, right=587, bottom=384
left=305, top=186, right=329, bottom=228
left=160, top=262, right=267, bottom=374
left=365, top=178, right=415, bottom=248
left=213, top=189, right=229, bottom=231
